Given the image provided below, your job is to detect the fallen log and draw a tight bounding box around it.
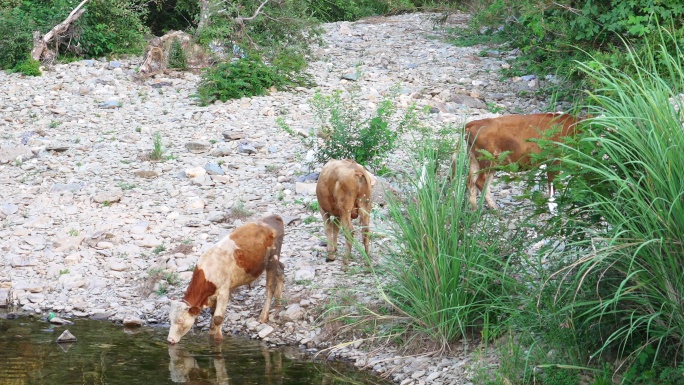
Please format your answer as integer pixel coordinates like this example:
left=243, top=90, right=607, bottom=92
left=31, top=0, right=89, bottom=61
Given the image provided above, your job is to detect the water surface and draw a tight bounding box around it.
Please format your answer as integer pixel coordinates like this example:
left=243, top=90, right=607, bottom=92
left=0, top=315, right=390, bottom=385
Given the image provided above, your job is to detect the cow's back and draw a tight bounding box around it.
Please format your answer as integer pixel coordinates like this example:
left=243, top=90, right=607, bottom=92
left=466, top=113, right=581, bottom=164
left=317, top=159, right=370, bottom=217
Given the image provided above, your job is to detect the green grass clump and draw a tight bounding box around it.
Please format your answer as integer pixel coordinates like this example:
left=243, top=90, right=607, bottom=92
left=149, top=132, right=165, bottom=161
left=550, top=30, right=684, bottom=382
left=376, top=133, right=517, bottom=348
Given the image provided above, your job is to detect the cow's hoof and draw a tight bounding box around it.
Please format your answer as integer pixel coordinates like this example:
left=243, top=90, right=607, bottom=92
left=325, top=255, right=336, bottom=262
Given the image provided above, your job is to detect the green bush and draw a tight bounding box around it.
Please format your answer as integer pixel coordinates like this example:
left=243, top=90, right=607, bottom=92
left=167, top=38, right=187, bottom=70
left=77, top=0, right=149, bottom=57
left=13, top=58, right=42, bottom=76
left=304, top=0, right=391, bottom=22
left=0, top=0, right=148, bottom=63
left=0, top=8, right=35, bottom=69
left=463, top=0, right=684, bottom=83
left=194, top=54, right=313, bottom=105
left=308, top=88, right=408, bottom=168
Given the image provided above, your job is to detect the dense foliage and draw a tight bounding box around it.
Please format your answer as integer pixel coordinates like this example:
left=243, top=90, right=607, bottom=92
left=0, top=0, right=148, bottom=69
left=464, top=0, right=684, bottom=83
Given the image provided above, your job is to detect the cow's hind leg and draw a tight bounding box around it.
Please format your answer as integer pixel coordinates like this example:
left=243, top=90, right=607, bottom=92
left=359, top=207, right=371, bottom=263
left=339, top=213, right=355, bottom=270
left=259, top=258, right=285, bottom=323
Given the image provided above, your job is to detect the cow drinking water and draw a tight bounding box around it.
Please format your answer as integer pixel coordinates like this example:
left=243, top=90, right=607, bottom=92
left=167, top=214, right=285, bottom=344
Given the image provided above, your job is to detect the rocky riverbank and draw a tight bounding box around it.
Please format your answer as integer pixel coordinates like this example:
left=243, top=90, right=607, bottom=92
left=0, top=12, right=563, bottom=384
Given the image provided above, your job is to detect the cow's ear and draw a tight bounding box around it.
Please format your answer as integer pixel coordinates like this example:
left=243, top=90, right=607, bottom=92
left=189, top=306, right=202, bottom=316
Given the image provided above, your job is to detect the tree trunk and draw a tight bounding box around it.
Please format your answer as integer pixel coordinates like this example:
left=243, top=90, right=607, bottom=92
left=196, top=0, right=210, bottom=36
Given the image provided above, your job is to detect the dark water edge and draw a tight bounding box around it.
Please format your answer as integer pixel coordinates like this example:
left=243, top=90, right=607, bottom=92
left=0, top=313, right=391, bottom=385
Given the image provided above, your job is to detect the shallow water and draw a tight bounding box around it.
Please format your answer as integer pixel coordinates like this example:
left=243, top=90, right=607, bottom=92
left=0, top=315, right=390, bottom=385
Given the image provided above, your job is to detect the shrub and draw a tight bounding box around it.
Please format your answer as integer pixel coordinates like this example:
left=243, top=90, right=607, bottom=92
left=0, top=0, right=148, bottom=63
left=13, top=58, right=42, bottom=76
left=167, top=38, right=187, bottom=70
left=281, top=87, right=411, bottom=169
left=304, top=0, right=390, bottom=22
left=77, top=0, right=149, bottom=57
left=194, top=54, right=313, bottom=105
left=463, top=0, right=684, bottom=86
left=0, top=8, right=35, bottom=69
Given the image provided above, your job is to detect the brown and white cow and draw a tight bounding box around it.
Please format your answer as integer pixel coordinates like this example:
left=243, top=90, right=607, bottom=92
left=316, top=159, right=376, bottom=266
left=461, top=113, right=583, bottom=209
left=167, top=214, right=285, bottom=344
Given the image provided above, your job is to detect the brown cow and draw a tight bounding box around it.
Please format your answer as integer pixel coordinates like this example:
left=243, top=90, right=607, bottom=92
left=167, top=214, right=285, bottom=344
left=461, top=113, right=582, bottom=209
left=316, top=159, right=376, bottom=266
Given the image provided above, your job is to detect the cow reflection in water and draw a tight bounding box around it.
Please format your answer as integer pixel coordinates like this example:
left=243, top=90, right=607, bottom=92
left=167, top=344, right=283, bottom=384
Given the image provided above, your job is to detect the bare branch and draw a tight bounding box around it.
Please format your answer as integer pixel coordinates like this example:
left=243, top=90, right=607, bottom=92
left=236, top=0, right=270, bottom=23
left=31, top=0, right=90, bottom=61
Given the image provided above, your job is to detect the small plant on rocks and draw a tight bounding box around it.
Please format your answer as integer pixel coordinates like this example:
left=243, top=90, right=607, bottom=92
left=230, top=200, right=252, bottom=220
left=152, top=243, right=166, bottom=255
left=167, top=38, right=187, bottom=70
left=149, top=132, right=165, bottom=161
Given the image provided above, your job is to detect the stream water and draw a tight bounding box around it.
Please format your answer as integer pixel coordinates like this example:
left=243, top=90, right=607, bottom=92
left=0, top=314, right=390, bottom=385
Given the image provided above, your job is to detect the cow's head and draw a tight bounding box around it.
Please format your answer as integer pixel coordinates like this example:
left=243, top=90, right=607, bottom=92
left=167, top=300, right=198, bottom=344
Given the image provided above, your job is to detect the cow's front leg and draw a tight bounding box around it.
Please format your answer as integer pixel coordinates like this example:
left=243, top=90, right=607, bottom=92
left=321, top=211, right=339, bottom=262
left=209, top=287, right=230, bottom=340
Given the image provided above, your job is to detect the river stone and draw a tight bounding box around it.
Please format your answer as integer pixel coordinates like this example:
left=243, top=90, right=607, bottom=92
left=50, top=183, right=84, bottom=193
left=281, top=304, right=304, bottom=322
left=258, top=325, right=275, bottom=338
left=295, top=182, right=317, bottom=195
left=185, top=141, right=211, bottom=154
left=294, top=267, right=315, bottom=281
left=237, top=143, right=257, bottom=154
left=93, top=188, right=123, bottom=204
left=46, top=143, right=70, bottom=152
left=11, top=255, right=38, bottom=267
left=223, top=131, right=246, bottom=140
left=450, top=94, right=486, bottom=109
left=0, top=203, right=18, bottom=216
left=57, top=329, right=77, bottom=342
left=0, top=146, right=33, bottom=163
left=98, top=100, right=121, bottom=109
left=204, top=162, right=224, bottom=175
left=50, top=316, right=73, bottom=325
left=184, top=167, right=206, bottom=178
left=295, top=173, right=319, bottom=182
left=341, top=72, right=359, bottom=81
left=123, top=317, right=144, bottom=327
